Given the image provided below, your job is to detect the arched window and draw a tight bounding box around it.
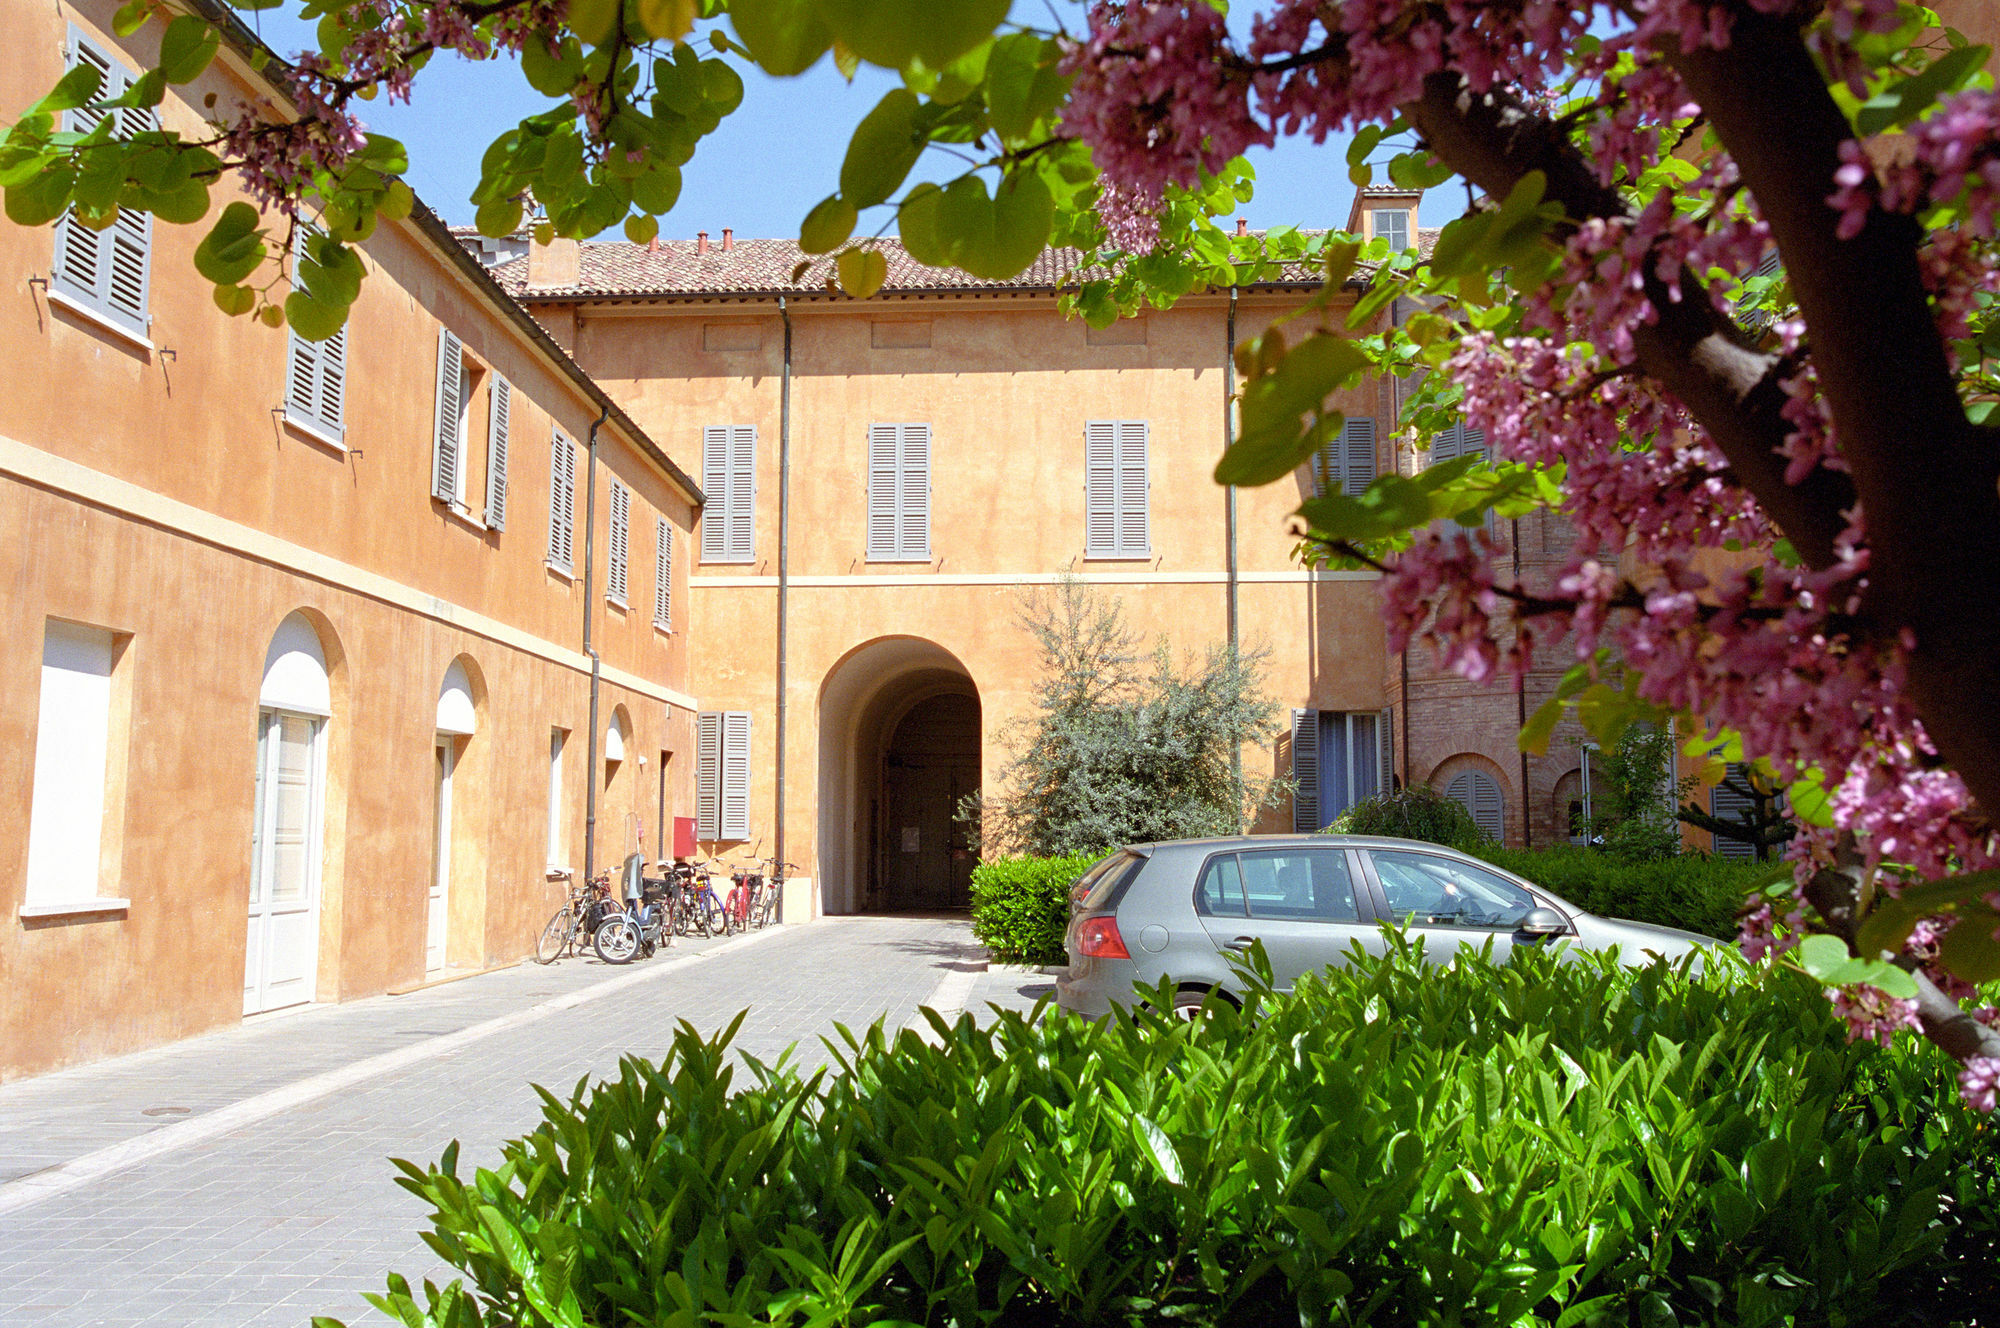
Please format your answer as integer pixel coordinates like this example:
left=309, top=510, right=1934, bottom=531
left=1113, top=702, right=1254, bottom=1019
left=1444, top=770, right=1505, bottom=842
left=248, top=613, right=332, bottom=1014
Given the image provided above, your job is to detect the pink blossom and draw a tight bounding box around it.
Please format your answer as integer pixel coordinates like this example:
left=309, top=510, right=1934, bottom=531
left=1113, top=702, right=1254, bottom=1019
left=1960, top=1057, right=2000, bottom=1112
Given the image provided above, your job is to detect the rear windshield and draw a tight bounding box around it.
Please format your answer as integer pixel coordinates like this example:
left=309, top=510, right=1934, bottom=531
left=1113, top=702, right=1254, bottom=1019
left=1078, top=853, right=1145, bottom=912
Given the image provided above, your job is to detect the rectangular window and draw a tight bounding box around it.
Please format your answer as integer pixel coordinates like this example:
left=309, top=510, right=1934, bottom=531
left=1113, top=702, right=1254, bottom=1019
left=695, top=710, right=751, bottom=841
left=700, top=425, right=756, bottom=562
left=432, top=329, right=466, bottom=505
left=50, top=32, right=153, bottom=340
left=484, top=377, right=511, bottom=528
left=24, top=622, right=120, bottom=907
left=1292, top=709, right=1390, bottom=833
left=1371, top=208, right=1410, bottom=251
left=1085, top=420, right=1149, bottom=558
left=866, top=422, right=931, bottom=561
left=547, top=728, right=567, bottom=868
left=284, top=231, right=347, bottom=445
left=654, top=518, right=673, bottom=631
left=548, top=428, right=576, bottom=574
left=1709, top=762, right=1766, bottom=860
left=1430, top=419, right=1487, bottom=465
left=1312, top=417, right=1377, bottom=497
left=607, top=480, right=630, bottom=606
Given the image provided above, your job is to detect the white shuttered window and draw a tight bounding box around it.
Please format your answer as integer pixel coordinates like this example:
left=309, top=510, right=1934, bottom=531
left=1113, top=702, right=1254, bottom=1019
left=607, top=480, right=630, bottom=606
left=1085, top=420, right=1149, bottom=558
left=701, top=426, right=756, bottom=562
left=285, top=231, right=347, bottom=444
left=695, top=711, right=751, bottom=841
left=654, top=519, right=673, bottom=630
left=51, top=33, right=153, bottom=340
left=1313, top=418, right=1377, bottom=497
left=432, top=329, right=465, bottom=504
left=547, top=429, right=576, bottom=574
left=485, top=378, right=511, bottom=528
left=866, top=423, right=931, bottom=560
left=1292, top=709, right=1391, bottom=833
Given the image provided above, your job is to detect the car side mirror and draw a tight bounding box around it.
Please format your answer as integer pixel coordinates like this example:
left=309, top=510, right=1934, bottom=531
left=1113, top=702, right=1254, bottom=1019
left=1517, top=907, right=1569, bottom=939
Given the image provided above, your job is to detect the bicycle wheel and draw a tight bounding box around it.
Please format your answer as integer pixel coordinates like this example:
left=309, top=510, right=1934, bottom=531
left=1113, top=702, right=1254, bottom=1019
left=594, top=916, right=641, bottom=964
left=535, top=906, right=574, bottom=964
left=758, top=883, right=780, bottom=929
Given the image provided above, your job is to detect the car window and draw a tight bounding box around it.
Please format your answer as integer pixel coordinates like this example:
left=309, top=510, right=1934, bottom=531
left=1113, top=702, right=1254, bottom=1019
left=1238, top=849, right=1359, bottom=924
left=1370, top=851, right=1537, bottom=929
left=1079, top=853, right=1144, bottom=911
left=1195, top=854, right=1246, bottom=917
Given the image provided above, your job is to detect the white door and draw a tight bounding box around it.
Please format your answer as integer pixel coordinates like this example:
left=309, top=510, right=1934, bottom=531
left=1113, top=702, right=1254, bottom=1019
left=245, top=711, right=324, bottom=1015
left=428, top=739, right=454, bottom=973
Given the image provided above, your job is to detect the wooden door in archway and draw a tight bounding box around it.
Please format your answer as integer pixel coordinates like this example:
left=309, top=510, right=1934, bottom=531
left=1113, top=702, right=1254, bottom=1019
left=878, top=693, right=979, bottom=910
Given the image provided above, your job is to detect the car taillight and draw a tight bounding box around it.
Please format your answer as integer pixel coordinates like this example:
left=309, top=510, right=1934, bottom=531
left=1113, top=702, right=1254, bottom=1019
left=1076, top=915, right=1129, bottom=959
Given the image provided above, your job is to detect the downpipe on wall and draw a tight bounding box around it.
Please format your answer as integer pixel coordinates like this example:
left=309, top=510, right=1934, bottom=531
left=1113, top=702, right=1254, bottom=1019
left=776, top=297, right=792, bottom=898
left=582, top=403, right=609, bottom=889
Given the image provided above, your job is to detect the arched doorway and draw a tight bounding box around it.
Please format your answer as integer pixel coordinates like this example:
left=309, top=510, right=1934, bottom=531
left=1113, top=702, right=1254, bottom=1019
left=817, top=637, right=981, bottom=915
left=431, top=658, right=480, bottom=974
left=247, top=613, right=333, bottom=1014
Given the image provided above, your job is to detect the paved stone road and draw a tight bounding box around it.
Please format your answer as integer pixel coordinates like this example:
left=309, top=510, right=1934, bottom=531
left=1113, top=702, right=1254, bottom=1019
left=0, top=915, right=1055, bottom=1328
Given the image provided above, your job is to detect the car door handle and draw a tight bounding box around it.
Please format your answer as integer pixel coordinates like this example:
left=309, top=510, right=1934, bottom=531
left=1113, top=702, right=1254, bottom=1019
left=1223, top=936, right=1256, bottom=952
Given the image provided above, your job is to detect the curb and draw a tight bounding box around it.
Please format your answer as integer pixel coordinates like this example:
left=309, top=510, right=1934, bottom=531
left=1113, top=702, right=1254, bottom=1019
left=0, top=923, right=793, bottom=1218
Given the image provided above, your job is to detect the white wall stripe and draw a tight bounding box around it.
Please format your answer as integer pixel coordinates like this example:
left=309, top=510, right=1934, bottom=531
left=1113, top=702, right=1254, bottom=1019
left=690, top=569, right=1380, bottom=588
left=0, top=434, right=697, bottom=713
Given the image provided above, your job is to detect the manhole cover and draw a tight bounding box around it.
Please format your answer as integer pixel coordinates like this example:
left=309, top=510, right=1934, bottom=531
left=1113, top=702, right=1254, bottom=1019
left=141, top=1106, right=191, bottom=1117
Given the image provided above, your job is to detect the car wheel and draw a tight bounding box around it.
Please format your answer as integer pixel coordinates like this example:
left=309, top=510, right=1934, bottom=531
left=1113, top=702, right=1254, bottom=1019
left=1169, top=986, right=1237, bottom=1023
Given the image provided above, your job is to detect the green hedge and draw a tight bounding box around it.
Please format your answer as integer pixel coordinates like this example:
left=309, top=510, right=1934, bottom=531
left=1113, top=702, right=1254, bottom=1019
left=968, top=850, right=1103, bottom=965
left=1476, top=844, right=1773, bottom=940
left=346, top=945, right=1995, bottom=1328
left=1329, top=783, right=1486, bottom=848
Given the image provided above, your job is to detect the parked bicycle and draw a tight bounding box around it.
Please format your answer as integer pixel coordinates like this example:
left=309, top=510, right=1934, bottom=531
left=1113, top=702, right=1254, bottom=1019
left=593, top=860, right=679, bottom=964
left=535, top=871, right=614, bottom=964
left=669, top=858, right=736, bottom=938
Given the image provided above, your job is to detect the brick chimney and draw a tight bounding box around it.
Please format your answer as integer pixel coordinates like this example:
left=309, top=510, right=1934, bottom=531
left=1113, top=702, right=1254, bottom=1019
left=696, top=230, right=708, bottom=256
left=526, top=233, right=581, bottom=289
left=722, top=227, right=733, bottom=252
left=1235, top=217, right=1248, bottom=237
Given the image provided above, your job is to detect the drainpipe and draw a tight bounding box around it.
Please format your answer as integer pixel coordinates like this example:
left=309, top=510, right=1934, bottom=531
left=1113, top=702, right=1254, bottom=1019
left=1224, top=286, right=1242, bottom=824
left=775, top=297, right=792, bottom=891
left=581, top=403, right=609, bottom=889
left=1512, top=516, right=1531, bottom=848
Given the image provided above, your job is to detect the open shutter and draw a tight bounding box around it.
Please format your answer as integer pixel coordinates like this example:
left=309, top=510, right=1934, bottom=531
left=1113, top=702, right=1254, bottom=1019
left=1085, top=421, right=1118, bottom=556
left=285, top=228, right=346, bottom=442
left=695, top=712, right=721, bottom=839
left=1342, top=418, right=1377, bottom=496
left=654, top=519, right=672, bottom=629
left=432, top=329, right=463, bottom=503
left=901, top=423, right=930, bottom=559
left=866, top=423, right=901, bottom=559
left=1379, top=707, right=1395, bottom=792
left=485, top=378, right=510, bottom=528
left=317, top=324, right=347, bottom=437
left=1116, top=421, right=1148, bottom=556
left=1710, top=762, right=1758, bottom=860
left=1292, top=708, right=1321, bottom=833
left=548, top=430, right=574, bottom=572
left=701, top=426, right=756, bottom=561
left=608, top=481, right=630, bottom=604
left=286, top=328, right=324, bottom=428
left=721, top=712, right=751, bottom=840
left=51, top=38, right=151, bottom=338
left=701, top=426, right=728, bottom=560
left=728, top=426, right=756, bottom=560
left=105, top=204, right=151, bottom=331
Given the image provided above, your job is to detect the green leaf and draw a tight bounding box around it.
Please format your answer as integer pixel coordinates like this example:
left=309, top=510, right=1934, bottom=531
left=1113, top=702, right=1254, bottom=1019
left=1855, top=44, right=1991, bottom=136
left=700, top=59, right=745, bottom=114
left=934, top=169, right=1053, bottom=279
left=284, top=289, right=347, bottom=342
left=840, top=88, right=924, bottom=208
left=5, top=163, right=76, bottom=227
left=158, top=16, right=222, bottom=84
left=817, top=0, right=1010, bottom=70
left=212, top=283, right=256, bottom=317
left=31, top=62, right=105, bottom=116
left=799, top=194, right=857, bottom=254
left=1519, top=693, right=1565, bottom=756
left=624, top=212, right=659, bottom=244
left=1219, top=333, right=1371, bottom=486
left=141, top=177, right=210, bottom=225
left=193, top=201, right=265, bottom=285
left=635, top=0, right=697, bottom=40
left=836, top=246, right=887, bottom=297
left=476, top=196, right=524, bottom=238
left=112, top=0, right=149, bottom=38
left=984, top=33, right=1068, bottom=140
left=730, top=0, right=833, bottom=76
left=1938, top=911, right=2000, bottom=984
left=1133, top=1115, right=1183, bottom=1186
left=568, top=0, right=621, bottom=45
left=1795, top=933, right=1919, bottom=998
left=631, top=162, right=682, bottom=214
left=897, top=182, right=949, bottom=266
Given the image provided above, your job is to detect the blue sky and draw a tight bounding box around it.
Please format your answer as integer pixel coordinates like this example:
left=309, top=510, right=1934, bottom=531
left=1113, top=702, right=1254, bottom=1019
left=237, top=5, right=1458, bottom=242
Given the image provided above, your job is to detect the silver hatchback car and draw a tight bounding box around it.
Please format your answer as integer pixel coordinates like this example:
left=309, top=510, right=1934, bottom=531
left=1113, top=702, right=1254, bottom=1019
left=1055, top=834, right=1714, bottom=1019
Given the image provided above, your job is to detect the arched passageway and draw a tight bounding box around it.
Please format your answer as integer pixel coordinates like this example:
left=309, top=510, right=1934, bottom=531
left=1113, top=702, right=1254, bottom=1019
left=817, top=638, right=981, bottom=915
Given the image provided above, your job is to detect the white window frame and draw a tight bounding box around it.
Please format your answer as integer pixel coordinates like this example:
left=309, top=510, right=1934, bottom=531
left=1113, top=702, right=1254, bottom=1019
left=1371, top=208, right=1410, bottom=251
left=654, top=518, right=673, bottom=631
left=546, top=728, right=567, bottom=870
left=50, top=29, right=153, bottom=343
left=1085, top=420, right=1150, bottom=559
left=866, top=422, right=932, bottom=562
left=695, top=710, right=751, bottom=841
left=700, top=425, right=757, bottom=563
left=547, top=428, right=576, bottom=575
left=607, top=479, right=630, bottom=607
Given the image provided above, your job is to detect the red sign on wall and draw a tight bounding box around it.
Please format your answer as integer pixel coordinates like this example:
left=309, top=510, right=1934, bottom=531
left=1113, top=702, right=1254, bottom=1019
left=672, top=816, right=697, bottom=859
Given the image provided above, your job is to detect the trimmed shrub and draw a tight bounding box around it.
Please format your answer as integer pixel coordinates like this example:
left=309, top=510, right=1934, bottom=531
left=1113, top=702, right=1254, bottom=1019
left=1329, top=783, right=1486, bottom=848
left=344, top=945, right=1996, bottom=1328
left=968, top=850, right=1103, bottom=964
left=1476, top=843, right=1772, bottom=940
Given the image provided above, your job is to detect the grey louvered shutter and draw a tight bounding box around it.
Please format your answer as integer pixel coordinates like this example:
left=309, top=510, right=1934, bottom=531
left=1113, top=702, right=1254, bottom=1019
left=285, top=326, right=323, bottom=428
left=1446, top=772, right=1504, bottom=841
left=52, top=37, right=152, bottom=339
left=105, top=204, right=151, bottom=332
left=901, top=423, right=931, bottom=558
left=1292, top=708, right=1321, bottom=833
left=1116, top=421, right=1149, bottom=555
left=548, top=430, right=574, bottom=572
left=608, top=481, right=630, bottom=604
left=701, top=426, right=756, bottom=561
left=285, top=228, right=346, bottom=442
left=1085, top=421, right=1118, bottom=556
left=1342, top=418, right=1377, bottom=496
left=695, top=712, right=721, bottom=839
left=1710, top=762, right=1758, bottom=860
left=721, top=711, right=751, bottom=840
left=50, top=37, right=109, bottom=305
left=432, top=329, right=464, bottom=503
left=866, top=423, right=900, bottom=559
left=654, top=519, right=672, bottom=629
left=1379, top=707, right=1395, bottom=793
left=484, top=378, right=510, bottom=527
